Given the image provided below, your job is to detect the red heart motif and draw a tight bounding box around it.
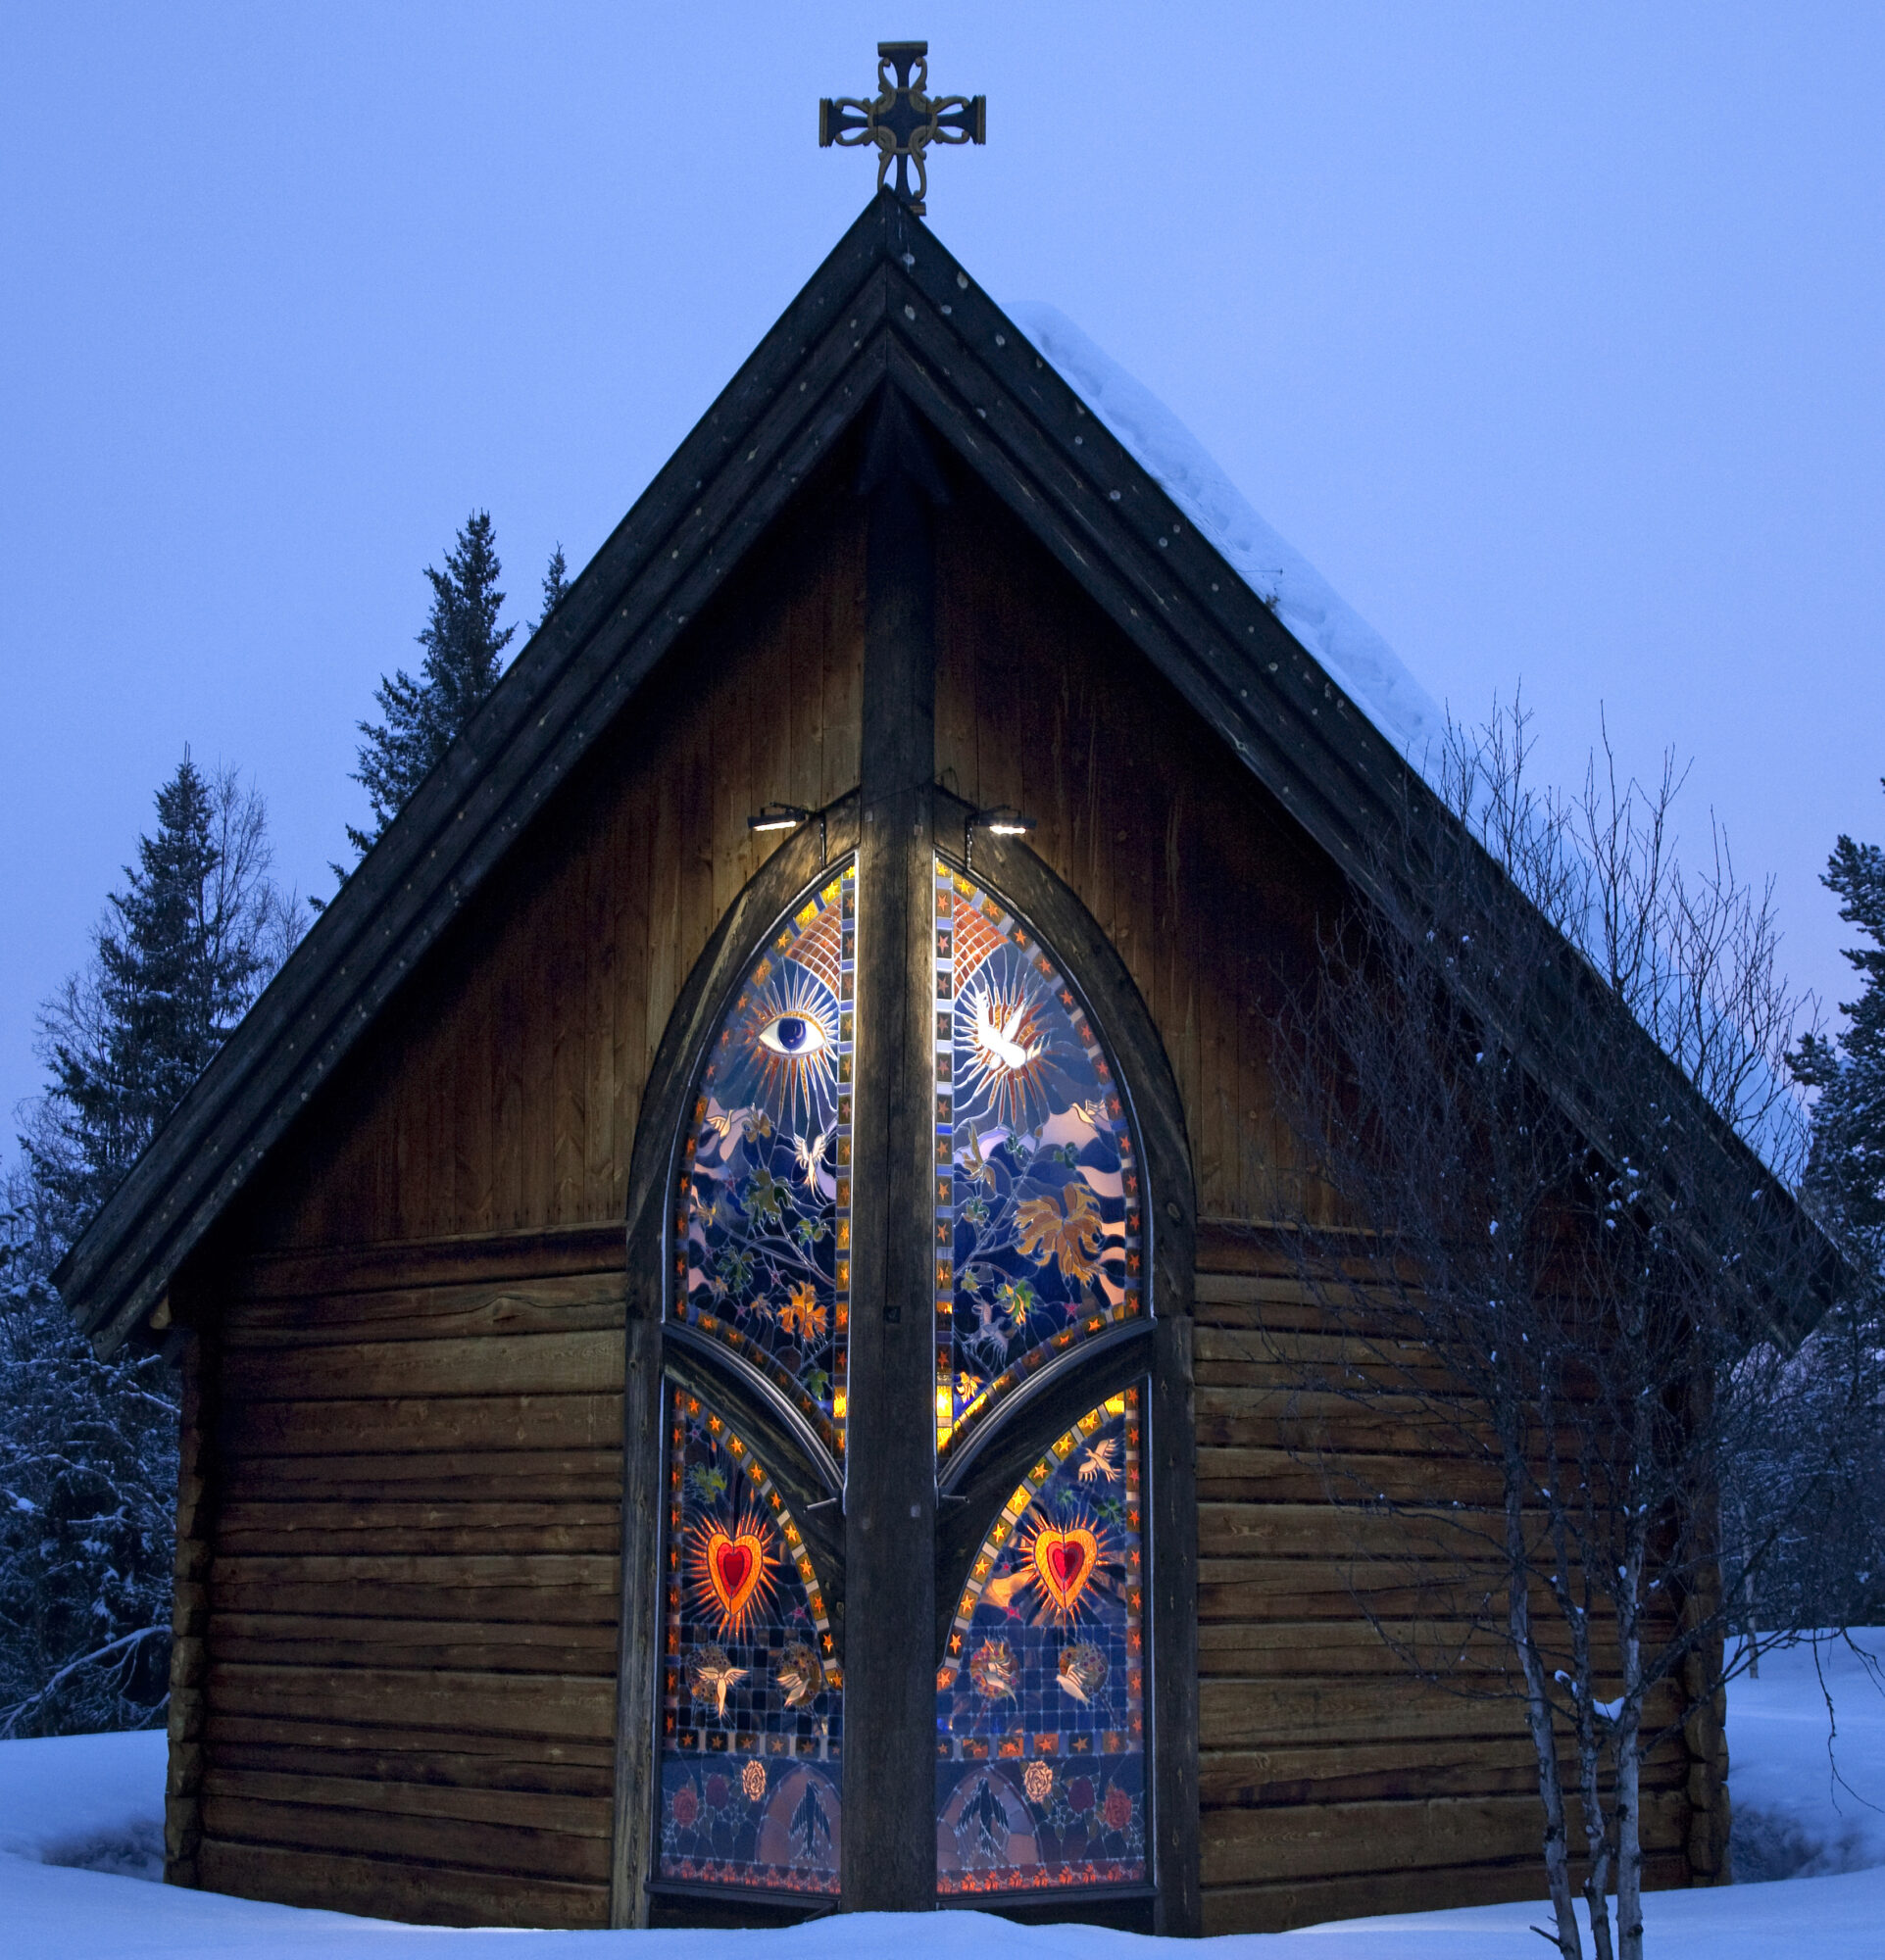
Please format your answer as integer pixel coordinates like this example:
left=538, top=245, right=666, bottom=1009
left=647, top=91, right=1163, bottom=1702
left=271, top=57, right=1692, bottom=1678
left=715, top=1541, right=753, bottom=1599
left=700, top=1523, right=769, bottom=1633
left=1032, top=1524, right=1100, bottom=1616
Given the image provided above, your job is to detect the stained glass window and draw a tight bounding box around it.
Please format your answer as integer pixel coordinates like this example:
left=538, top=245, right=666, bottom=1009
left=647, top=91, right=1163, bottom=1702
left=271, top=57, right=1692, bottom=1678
left=933, top=865, right=1145, bottom=1459
left=658, top=1388, right=843, bottom=1896
left=674, top=864, right=855, bottom=1456
left=935, top=1388, right=1147, bottom=1896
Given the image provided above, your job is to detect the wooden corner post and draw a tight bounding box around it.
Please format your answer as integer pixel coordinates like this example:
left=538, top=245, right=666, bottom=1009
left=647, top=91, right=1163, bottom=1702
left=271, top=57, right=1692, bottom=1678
left=842, top=385, right=944, bottom=1912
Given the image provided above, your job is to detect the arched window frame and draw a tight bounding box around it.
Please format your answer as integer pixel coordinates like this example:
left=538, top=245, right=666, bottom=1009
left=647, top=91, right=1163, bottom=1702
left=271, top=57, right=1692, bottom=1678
left=612, top=788, right=1197, bottom=1932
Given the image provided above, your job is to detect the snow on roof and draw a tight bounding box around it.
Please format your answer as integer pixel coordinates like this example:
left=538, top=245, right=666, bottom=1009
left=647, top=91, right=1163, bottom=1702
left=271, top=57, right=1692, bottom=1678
left=1005, top=302, right=1450, bottom=775
left=1006, top=306, right=1811, bottom=1178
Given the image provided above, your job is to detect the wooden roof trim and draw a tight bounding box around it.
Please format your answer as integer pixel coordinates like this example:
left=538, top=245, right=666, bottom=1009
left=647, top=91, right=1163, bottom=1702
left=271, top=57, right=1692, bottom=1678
left=60, top=203, right=910, bottom=1350
left=60, top=191, right=1831, bottom=1353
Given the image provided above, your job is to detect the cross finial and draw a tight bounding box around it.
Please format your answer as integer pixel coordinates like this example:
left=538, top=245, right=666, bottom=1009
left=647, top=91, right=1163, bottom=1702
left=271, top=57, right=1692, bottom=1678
left=819, top=41, right=985, bottom=218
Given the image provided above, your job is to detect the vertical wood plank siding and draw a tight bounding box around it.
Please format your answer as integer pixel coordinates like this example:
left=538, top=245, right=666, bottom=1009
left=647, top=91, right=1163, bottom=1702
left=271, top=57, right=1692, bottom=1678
left=246, top=489, right=866, bottom=1252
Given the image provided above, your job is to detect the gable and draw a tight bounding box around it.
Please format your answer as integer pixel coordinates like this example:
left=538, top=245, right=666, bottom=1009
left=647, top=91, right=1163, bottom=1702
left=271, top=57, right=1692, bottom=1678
left=59, top=190, right=1822, bottom=1355
left=931, top=466, right=1346, bottom=1229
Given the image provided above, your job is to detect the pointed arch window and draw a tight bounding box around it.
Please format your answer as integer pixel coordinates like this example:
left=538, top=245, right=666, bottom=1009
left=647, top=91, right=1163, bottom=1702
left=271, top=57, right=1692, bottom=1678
left=627, top=810, right=1190, bottom=1925
left=673, top=864, right=855, bottom=1456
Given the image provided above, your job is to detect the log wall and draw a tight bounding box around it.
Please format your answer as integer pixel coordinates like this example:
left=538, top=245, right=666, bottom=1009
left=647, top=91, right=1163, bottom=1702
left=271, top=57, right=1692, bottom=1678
left=1187, top=1229, right=1699, bottom=1933
left=184, top=1229, right=624, bottom=1925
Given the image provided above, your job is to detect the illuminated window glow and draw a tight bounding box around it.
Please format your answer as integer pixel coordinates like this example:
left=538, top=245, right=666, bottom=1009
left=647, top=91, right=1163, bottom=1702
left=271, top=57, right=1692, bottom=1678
left=673, top=864, right=855, bottom=1455
left=659, top=1389, right=842, bottom=1896
left=932, top=864, right=1145, bottom=1457
left=935, top=1388, right=1147, bottom=1894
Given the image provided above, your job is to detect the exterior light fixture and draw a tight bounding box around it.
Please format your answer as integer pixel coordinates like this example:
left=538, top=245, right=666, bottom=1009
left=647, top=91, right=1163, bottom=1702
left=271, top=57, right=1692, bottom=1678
left=748, top=803, right=813, bottom=833
left=965, top=805, right=1035, bottom=870
left=747, top=803, right=826, bottom=865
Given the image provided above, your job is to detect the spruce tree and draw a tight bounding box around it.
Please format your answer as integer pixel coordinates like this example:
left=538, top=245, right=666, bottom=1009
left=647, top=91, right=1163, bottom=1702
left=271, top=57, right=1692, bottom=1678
left=30, top=756, right=296, bottom=1221
left=3, top=758, right=298, bottom=1736
left=537, top=543, right=570, bottom=630
left=1792, top=791, right=1885, bottom=1259
left=348, top=511, right=517, bottom=858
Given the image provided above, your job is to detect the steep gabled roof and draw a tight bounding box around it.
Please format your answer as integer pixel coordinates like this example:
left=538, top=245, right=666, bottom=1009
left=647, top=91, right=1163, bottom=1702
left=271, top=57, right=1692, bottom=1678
left=58, top=190, right=1827, bottom=1355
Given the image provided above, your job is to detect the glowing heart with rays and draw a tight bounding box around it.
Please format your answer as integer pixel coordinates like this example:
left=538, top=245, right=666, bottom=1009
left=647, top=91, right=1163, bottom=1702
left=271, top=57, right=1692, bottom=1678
left=1030, top=1522, right=1101, bottom=1618
left=690, top=1513, right=776, bottom=1638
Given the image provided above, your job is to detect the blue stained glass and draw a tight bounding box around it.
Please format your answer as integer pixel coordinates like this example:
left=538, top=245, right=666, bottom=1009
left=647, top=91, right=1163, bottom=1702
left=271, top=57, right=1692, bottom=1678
left=658, top=1388, right=843, bottom=1897
left=933, top=865, right=1145, bottom=1460
left=935, top=1389, right=1147, bottom=1896
left=674, top=865, right=855, bottom=1455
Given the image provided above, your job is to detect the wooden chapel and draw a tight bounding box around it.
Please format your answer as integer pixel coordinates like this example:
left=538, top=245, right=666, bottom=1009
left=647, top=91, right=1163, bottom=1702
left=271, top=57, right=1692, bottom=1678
left=58, top=127, right=1746, bottom=1934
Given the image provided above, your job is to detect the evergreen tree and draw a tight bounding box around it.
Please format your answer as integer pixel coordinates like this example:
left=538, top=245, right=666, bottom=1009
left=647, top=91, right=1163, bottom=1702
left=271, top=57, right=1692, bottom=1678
left=0, top=1166, right=177, bottom=1738
left=537, top=543, right=570, bottom=630
left=2, top=758, right=298, bottom=1736
left=347, top=511, right=517, bottom=858
left=30, top=756, right=294, bottom=1220
left=1792, top=789, right=1885, bottom=1260
left=1747, top=789, right=1885, bottom=1635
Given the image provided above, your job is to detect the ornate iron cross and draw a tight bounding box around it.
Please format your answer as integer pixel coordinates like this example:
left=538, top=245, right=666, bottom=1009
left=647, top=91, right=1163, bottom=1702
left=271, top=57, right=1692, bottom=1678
left=819, top=41, right=985, bottom=218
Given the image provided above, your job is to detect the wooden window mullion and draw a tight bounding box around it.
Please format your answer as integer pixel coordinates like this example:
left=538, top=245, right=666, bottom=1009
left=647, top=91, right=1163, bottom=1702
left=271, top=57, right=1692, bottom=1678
left=841, top=414, right=943, bottom=1911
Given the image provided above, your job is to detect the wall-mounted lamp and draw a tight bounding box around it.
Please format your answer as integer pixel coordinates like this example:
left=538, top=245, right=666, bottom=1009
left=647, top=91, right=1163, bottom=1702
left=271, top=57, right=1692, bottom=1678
left=748, top=803, right=827, bottom=864
left=965, top=804, right=1035, bottom=871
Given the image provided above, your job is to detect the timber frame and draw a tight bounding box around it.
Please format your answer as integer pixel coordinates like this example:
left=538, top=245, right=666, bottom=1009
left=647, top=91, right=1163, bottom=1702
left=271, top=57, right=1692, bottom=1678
left=56, top=178, right=1831, bottom=1937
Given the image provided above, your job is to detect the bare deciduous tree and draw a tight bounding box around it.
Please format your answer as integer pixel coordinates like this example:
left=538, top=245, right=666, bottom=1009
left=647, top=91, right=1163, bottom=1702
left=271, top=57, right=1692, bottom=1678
left=1265, top=707, right=1874, bottom=1960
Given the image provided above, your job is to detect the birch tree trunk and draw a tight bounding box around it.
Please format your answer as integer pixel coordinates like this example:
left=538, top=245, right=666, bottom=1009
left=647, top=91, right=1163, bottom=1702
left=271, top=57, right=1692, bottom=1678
left=1509, top=1457, right=1583, bottom=1960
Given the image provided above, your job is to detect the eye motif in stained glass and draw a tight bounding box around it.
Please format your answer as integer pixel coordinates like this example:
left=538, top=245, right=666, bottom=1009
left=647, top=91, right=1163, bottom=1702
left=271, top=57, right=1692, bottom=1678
left=934, top=866, right=1144, bottom=1456
left=935, top=1390, right=1146, bottom=1895
left=676, top=865, right=855, bottom=1453
left=660, top=1391, right=842, bottom=1896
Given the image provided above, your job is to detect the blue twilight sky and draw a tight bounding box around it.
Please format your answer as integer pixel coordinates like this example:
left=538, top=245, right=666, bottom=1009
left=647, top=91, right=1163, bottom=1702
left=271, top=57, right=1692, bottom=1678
left=3, top=5, right=1883, bottom=1143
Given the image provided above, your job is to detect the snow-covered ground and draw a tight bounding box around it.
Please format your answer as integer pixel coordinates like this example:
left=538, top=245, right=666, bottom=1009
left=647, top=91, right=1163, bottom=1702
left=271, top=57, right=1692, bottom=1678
left=3, top=1637, right=1881, bottom=1957
left=1726, top=1634, right=1885, bottom=1881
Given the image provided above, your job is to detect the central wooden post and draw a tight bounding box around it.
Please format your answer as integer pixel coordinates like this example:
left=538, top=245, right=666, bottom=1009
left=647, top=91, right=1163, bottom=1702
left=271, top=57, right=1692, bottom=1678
left=843, top=393, right=941, bottom=1912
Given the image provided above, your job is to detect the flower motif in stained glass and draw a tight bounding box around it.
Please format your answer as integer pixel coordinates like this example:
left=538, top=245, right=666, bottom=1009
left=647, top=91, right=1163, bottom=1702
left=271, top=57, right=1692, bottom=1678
left=932, top=865, right=1145, bottom=1457
left=676, top=866, right=855, bottom=1454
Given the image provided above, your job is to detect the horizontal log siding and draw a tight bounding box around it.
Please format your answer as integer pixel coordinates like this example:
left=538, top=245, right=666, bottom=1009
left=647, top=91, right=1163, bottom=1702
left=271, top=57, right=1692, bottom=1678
left=198, top=1238, right=627, bottom=1927
left=1190, top=1234, right=1696, bottom=1934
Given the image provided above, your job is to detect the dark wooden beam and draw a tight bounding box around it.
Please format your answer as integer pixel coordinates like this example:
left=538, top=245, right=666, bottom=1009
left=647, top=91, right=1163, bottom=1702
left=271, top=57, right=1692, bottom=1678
left=840, top=389, right=942, bottom=1913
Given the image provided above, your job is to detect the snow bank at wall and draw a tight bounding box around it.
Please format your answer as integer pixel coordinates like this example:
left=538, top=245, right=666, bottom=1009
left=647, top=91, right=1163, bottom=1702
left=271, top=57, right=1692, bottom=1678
left=0, top=1727, right=166, bottom=1877
left=1003, top=303, right=1452, bottom=776
left=1729, top=1635, right=1885, bottom=1881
